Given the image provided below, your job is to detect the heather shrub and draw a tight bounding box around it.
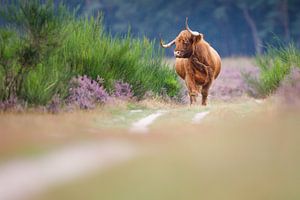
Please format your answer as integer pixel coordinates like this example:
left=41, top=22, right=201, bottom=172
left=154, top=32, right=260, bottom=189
left=276, top=68, right=300, bottom=107
left=67, top=75, right=109, bottom=109
left=210, top=64, right=259, bottom=101
left=0, top=95, right=24, bottom=112
left=47, top=94, right=61, bottom=114
left=113, top=81, right=133, bottom=100
left=243, top=43, right=300, bottom=98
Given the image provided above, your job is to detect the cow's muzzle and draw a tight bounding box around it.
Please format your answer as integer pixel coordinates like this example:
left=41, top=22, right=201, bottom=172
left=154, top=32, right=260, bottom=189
left=174, top=50, right=192, bottom=58
left=174, top=51, right=182, bottom=58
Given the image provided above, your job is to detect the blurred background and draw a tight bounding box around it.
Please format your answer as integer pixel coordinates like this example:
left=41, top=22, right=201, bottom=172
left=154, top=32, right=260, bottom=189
left=1, top=0, right=299, bottom=57
left=53, top=0, right=299, bottom=56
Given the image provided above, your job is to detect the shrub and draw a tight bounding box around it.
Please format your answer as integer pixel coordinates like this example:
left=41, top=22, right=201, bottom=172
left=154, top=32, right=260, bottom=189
left=0, top=1, right=181, bottom=109
left=210, top=64, right=259, bottom=101
left=47, top=94, right=61, bottom=114
left=0, top=29, right=22, bottom=100
left=243, top=43, right=300, bottom=98
left=21, top=56, right=72, bottom=105
left=276, top=68, right=300, bottom=107
left=0, top=0, right=70, bottom=102
left=67, top=75, right=109, bottom=109
left=61, top=16, right=181, bottom=99
left=0, top=96, right=17, bottom=111
left=113, top=81, right=133, bottom=100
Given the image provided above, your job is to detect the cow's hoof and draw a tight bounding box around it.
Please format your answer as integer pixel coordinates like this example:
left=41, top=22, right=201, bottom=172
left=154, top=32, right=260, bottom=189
left=201, top=102, right=207, bottom=106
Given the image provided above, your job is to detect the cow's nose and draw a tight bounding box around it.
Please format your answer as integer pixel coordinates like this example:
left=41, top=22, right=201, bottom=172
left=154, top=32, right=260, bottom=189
left=174, top=51, right=181, bottom=57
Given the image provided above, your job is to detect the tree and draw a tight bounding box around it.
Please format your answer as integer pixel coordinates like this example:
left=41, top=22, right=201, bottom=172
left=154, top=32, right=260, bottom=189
left=0, top=0, right=70, bottom=99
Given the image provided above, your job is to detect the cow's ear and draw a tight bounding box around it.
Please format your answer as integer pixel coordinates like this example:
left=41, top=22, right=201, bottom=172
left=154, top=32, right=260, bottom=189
left=193, top=33, right=204, bottom=43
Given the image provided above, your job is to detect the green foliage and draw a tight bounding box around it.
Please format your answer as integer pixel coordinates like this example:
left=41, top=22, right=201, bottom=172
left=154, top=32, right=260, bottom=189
left=0, top=0, right=70, bottom=102
left=0, top=0, right=180, bottom=105
left=60, top=15, right=180, bottom=98
left=243, top=43, right=300, bottom=98
left=21, top=57, right=71, bottom=105
left=0, top=0, right=71, bottom=64
left=0, top=29, right=22, bottom=99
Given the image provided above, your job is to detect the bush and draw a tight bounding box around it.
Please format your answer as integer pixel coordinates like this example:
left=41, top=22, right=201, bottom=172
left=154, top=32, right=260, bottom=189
left=276, top=68, right=300, bottom=107
left=0, top=29, right=20, bottom=100
left=243, top=43, right=300, bottom=98
left=67, top=75, right=109, bottom=109
left=0, top=0, right=70, bottom=102
left=0, top=0, right=181, bottom=109
left=113, top=81, right=133, bottom=100
left=61, top=15, right=180, bottom=98
left=0, top=95, right=21, bottom=112
left=21, top=56, right=72, bottom=105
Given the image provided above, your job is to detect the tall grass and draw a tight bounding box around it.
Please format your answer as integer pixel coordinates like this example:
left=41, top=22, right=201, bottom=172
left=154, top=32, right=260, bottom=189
left=21, top=56, right=71, bottom=105
left=243, top=43, right=300, bottom=98
left=61, top=16, right=180, bottom=98
left=0, top=1, right=181, bottom=106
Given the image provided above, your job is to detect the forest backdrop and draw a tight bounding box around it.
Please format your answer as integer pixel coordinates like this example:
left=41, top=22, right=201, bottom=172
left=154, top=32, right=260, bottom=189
left=66, top=0, right=299, bottom=56
left=1, top=0, right=300, bottom=57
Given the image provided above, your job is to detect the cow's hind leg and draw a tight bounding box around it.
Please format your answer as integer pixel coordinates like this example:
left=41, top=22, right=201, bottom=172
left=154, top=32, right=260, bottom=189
left=201, top=67, right=214, bottom=106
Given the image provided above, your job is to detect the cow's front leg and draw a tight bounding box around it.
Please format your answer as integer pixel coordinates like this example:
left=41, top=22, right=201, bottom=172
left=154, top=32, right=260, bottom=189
left=201, top=83, right=211, bottom=106
left=186, top=79, right=198, bottom=105
left=189, top=91, right=197, bottom=105
left=184, top=67, right=198, bottom=105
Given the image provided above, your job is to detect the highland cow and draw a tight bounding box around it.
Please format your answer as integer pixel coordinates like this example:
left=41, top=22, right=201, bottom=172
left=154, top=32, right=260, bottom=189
left=161, top=18, right=221, bottom=105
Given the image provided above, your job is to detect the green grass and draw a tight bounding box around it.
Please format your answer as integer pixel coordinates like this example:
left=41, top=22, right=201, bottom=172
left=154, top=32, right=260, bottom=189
left=243, top=43, right=300, bottom=98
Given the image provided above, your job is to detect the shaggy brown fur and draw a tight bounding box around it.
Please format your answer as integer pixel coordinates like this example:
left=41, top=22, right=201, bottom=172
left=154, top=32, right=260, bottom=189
left=163, top=30, right=221, bottom=105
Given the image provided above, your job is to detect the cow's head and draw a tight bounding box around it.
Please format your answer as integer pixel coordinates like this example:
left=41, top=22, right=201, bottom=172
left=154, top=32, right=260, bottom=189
left=160, top=17, right=203, bottom=58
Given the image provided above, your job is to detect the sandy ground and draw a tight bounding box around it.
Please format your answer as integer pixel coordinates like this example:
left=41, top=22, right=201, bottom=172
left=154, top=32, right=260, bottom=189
left=0, top=140, right=136, bottom=200
left=0, top=57, right=300, bottom=200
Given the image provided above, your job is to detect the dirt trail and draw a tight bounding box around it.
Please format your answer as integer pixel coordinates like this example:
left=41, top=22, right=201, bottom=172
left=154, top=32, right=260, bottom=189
left=192, top=111, right=210, bottom=124
left=0, top=140, right=136, bottom=200
left=0, top=95, right=264, bottom=200
left=0, top=108, right=214, bottom=200
left=129, top=110, right=168, bottom=133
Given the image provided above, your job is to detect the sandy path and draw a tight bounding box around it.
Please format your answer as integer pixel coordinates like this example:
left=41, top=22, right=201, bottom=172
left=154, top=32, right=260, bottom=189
left=192, top=111, right=210, bottom=124
left=0, top=109, right=211, bottom=200
left=130, top=110, right=167, bottom=133
left=0, top=140, right=136, bottom=200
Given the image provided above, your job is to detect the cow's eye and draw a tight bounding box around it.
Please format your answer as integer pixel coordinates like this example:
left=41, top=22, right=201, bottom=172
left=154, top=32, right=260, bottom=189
left=184, top=41, right=190, bottom=45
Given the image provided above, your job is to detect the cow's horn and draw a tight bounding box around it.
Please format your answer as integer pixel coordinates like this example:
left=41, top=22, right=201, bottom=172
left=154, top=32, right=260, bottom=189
left=186, top=17, right=201, bottom=36
left=160, top=38, right=175, bottom=48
